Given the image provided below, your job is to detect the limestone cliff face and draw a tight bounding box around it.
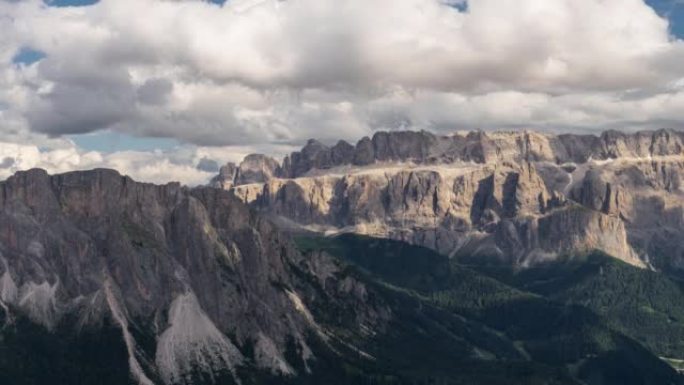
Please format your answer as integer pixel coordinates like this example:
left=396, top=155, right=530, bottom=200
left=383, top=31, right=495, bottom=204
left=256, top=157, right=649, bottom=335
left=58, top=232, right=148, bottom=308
left=0, top=168, right=386, bottom=384
left=216, top=129, right=684, bottom=270
left=567, top=158, right=684, bottom=270
left=232, top=162, right=642, bottom=268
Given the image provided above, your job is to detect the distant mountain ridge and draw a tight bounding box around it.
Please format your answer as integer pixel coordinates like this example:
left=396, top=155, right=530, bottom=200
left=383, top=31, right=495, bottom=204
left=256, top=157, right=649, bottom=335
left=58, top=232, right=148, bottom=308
left=212, top=129, right=684, bottom=186
left=212, top=129, right=684, bottom=272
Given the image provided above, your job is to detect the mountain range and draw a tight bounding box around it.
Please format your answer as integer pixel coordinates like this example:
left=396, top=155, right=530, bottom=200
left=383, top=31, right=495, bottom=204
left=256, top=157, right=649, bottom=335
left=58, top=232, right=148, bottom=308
left=0, top=129, right=683, bottom=384
left=212, top=129, right=684, bottom=272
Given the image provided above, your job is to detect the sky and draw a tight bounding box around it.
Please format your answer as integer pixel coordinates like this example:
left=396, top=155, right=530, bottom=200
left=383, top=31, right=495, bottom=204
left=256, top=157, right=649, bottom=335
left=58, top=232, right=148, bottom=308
left=1, top=0, right=684, bottom=184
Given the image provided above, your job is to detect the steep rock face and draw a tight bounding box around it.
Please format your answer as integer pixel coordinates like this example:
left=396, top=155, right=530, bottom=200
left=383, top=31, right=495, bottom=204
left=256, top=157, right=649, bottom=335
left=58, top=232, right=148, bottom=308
left=485, top=205, right=639, bottom=267
left=216, top=129, right=684, bottom=270
left=0, top=168, right=353, bottom=384
left=568, top=159, right=684, bottom=270
left=232, top=161, right=641, bottom=267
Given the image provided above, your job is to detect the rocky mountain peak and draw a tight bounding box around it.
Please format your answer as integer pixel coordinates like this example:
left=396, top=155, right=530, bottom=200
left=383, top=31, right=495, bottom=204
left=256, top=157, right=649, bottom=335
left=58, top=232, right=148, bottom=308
left=210, top=154, right=280, bottom=188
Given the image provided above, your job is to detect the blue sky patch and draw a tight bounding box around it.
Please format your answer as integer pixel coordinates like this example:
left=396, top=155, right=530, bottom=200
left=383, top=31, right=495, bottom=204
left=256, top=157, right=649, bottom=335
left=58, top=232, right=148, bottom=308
left=43, top=0, right=99, bottom=7
left=12, top=47, right=45, bottom=66
left=445, top=1, right=468, bottom=12
left=646, top=0, right=684, bottom=38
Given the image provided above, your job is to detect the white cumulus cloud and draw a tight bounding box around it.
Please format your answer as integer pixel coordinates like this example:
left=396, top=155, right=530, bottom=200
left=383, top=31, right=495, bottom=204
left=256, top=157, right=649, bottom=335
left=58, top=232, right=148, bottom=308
left=0, top=0, right=683, bottom=183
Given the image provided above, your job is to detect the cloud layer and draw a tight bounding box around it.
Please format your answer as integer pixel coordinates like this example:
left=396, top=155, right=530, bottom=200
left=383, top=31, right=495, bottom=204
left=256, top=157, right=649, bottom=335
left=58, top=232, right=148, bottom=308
left=1, top=0, right=684, bottom=183
left=0, top=137, right=296, bottom=185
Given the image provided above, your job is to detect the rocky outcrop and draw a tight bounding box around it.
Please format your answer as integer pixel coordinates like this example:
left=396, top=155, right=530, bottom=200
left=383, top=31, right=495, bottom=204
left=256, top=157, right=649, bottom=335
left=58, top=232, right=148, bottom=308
left=210, top=162, right=238, bottom=189
left=210, top=154, right=280, bottom=189
left=234, top=154, right=280, bottom=185
left=215, top=129, right=684, bottom=270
